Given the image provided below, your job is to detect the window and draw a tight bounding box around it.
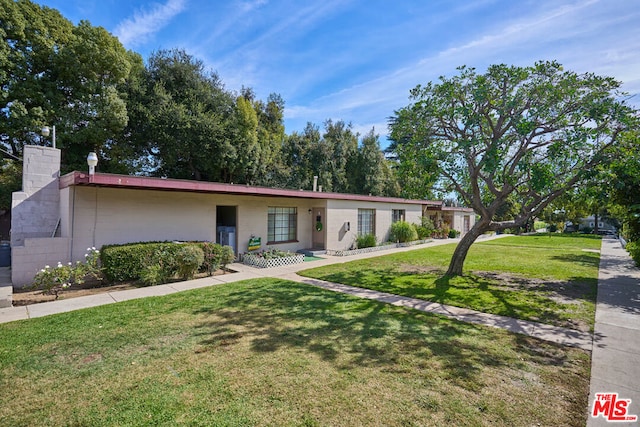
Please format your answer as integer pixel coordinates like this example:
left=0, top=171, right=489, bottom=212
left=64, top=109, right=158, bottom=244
left=392, top=209, right=405, bottom=223
left=358, top=209, right=376, bottom=235
left=268, top=207, right=297, bottom=243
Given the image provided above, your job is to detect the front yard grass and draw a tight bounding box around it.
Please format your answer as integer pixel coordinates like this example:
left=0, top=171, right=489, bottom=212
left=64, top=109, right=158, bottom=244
left=299, top=235, right=601, bottom=331
left=0, top=278, right=590, bottom=426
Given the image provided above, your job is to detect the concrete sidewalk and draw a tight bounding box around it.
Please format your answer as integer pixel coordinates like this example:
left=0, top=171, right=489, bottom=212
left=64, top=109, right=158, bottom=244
left=588, top=237, right=640, bottom=426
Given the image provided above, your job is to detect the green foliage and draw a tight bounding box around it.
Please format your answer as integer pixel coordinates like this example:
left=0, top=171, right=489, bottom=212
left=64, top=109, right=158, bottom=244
left=247, top=249, right=297, bottom=260
left=218, top=245, right=235, bottom=270
left=175, top=245, right=204, bottom=280
left=389, top=221, right=418, bottom=243
left=0, top=160, right=21, bottom=211
left=101, top=242, right=182, bottom=282
left=199, top=242, right=235, bottom=275
left=389, top=60, right=637, bottom=275
left=32, top=248, right=102, bottom=299
left=355, top=234, right=377, bottom=249
left=534, top=221, right=548, bottom=231
left=626, top=241, right=640, bottom=267
left=278, top=122, right=399, bottom=196
left=414, top=216, right=435, bottom=239
left=448, top=229, right=461, bottom=238
left=101, top=241, right=232, bottom=285
left=0, top=0, right=136, bottom=171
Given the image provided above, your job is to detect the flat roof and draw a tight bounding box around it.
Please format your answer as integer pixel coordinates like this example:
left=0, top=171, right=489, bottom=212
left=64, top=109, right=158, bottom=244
left=60, top=171, right=443, bottom=206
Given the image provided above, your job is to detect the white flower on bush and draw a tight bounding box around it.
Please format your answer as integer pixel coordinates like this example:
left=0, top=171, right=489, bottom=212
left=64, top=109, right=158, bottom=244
left=32, top=248, right=102, bottom=299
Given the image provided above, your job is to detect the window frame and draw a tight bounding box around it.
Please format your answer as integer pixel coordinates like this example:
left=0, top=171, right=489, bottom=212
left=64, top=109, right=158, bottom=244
left=267, top=206, right=298, bottom=244
left=358, top=208, right=376, bottom=236
left=392, top=209, right=405, bottom=223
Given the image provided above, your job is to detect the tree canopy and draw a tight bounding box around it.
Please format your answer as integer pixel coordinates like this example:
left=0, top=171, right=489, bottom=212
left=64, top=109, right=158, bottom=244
left=389, top=61, right=638, bottom=275
left=1, top=1, right=399, bottom=198
left=1, top=0, right=137, bottom=172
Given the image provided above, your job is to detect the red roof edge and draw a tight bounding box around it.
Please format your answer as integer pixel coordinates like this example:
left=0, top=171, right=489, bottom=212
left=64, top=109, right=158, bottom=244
left=59, top=171, right=443, bottom=206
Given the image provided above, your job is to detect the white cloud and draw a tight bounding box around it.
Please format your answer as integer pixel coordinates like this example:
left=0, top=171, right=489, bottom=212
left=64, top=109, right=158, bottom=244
left=114, top=0, right=187, bottom=48
left=285, top=0, right=640, bottom=134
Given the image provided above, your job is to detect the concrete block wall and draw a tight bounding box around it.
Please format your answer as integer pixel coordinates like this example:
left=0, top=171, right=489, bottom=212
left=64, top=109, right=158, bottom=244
left=11, top=146, right=61, bottom=247
left=11, top=237, right=71, bottom=287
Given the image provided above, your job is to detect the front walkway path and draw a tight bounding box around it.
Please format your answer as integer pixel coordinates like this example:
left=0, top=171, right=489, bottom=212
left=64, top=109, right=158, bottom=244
left=3, top=233, right=638, bottom=422
left=0, top=234, right=591, bottom=350
left=587, top=237, right=640, bottom=426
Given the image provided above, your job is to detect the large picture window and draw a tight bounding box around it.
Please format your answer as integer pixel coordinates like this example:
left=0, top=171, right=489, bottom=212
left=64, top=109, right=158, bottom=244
left=268, top=207, right=297, bottom=243
left=358, top=208, right=376, bottom=235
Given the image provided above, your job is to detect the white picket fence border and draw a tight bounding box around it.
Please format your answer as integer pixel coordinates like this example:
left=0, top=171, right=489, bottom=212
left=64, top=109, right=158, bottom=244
left=243, top=253, right=305, bottom=268
left=327, top=239, right=433, bottom=257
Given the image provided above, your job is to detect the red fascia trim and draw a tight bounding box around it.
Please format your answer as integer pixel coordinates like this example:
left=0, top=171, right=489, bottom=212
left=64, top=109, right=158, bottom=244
left=59, top=171, right=442, bottom=206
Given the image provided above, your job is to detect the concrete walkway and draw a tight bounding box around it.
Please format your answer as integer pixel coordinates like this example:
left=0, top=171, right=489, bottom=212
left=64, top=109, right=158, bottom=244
left=0, top=234, right=591, bottom=351
left=588, top=237, right=640, bottom=426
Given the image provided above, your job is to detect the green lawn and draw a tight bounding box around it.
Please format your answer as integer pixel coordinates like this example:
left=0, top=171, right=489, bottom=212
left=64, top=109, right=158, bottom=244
left=0, top=279, right=590, bottom=426
left=299, top=235, right=601, bottom=331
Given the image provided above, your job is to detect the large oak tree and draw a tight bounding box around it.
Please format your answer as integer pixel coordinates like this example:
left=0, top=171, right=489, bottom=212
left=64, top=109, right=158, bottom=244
left=389, top=61, right=638, bottom=276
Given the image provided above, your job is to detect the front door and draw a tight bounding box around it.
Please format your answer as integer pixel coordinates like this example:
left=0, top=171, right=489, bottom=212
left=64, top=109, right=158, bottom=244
left=312, top=207, right=325, bottom=249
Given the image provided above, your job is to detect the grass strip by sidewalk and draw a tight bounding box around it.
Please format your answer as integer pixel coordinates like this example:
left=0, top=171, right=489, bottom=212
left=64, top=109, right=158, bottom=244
left=0, top=278, right=589, bottom=426
left=299, top=235, right=600, bottom=331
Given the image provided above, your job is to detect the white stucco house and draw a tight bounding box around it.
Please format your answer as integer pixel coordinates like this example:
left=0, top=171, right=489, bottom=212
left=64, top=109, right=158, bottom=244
left=10, top=146, right=476, bottom=286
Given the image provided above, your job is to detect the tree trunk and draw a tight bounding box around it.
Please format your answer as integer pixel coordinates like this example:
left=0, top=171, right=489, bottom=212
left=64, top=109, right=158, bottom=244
left=446, top=219, right=491, bottom=276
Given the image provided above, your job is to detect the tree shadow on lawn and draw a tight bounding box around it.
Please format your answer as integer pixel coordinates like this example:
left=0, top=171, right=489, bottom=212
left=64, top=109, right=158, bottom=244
left=192, top=279, right=576, bottom=392
left=305, top=268, right=595, bottom=331
left=549, top=253, right=600, bottom=269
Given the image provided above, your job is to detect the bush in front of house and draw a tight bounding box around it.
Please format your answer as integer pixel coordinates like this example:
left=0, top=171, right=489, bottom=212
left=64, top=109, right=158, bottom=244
left=390, top=220, right=418, bottom=243
left=626, top=241, right=640, bottom=267
left=356, top=233, right=377, bottom=249
left=31, top=248, right=103, bottom=299
left=448, top=229, right=461, bottom=238
left=200, top=242, right=235, bottom=275
left=101, top=242, right=181, bottom=282
left=176, top=245, right=205, bottom=280
left=101, top=241, right=234, bottom=284
left=414, top=217, right=435, bottom=240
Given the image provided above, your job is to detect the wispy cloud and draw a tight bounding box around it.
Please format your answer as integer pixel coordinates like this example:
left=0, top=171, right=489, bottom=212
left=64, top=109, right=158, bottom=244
left=284, top=0, right=639, bottom=137
left=239, top=0, right=268, bottom=13
left=114, top=0, right=187, bottom=48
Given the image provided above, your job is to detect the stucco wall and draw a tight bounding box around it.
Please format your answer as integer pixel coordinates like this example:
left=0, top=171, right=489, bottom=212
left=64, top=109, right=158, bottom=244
left=68, top=187, right=318, bottom=259
left=325, top=199, right=423, bottom=251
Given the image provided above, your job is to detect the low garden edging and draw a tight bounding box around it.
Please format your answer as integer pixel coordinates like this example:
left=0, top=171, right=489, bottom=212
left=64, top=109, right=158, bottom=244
left=242, top=251, right=305, bottom=268
left=327, top=239, right=433, bottom=257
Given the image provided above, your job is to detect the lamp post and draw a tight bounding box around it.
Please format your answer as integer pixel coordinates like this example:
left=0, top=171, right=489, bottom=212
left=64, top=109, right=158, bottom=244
left=41, top=126, right=56, bottom=148
left=87, top=152, right=98, bottom=179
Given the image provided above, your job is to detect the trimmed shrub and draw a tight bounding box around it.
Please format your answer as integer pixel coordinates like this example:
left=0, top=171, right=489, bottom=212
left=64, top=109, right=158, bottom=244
left=219, top=245, right=235, bottom=270
left=448, top=229, right=461, bottom=238
left=356, top=233, right=377, bottom=249
left=101, top=242, right=181, bottom=282
left=175, top=244, right=204, bottom=280
left=199, top=242, right=235, bottom=275
left=390, top=220, right=418, bottom=243
left=627, top=241, right=640, bottom=267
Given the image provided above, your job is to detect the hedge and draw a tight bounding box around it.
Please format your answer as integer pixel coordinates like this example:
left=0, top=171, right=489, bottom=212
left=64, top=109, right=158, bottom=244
left=100, top=241, right=234, bottom=283
left=100, top=242, right=183, bottom=282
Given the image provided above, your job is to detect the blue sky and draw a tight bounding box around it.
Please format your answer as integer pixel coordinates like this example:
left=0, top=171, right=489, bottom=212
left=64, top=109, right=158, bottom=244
left=38, top=0, right=640, bottom=144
